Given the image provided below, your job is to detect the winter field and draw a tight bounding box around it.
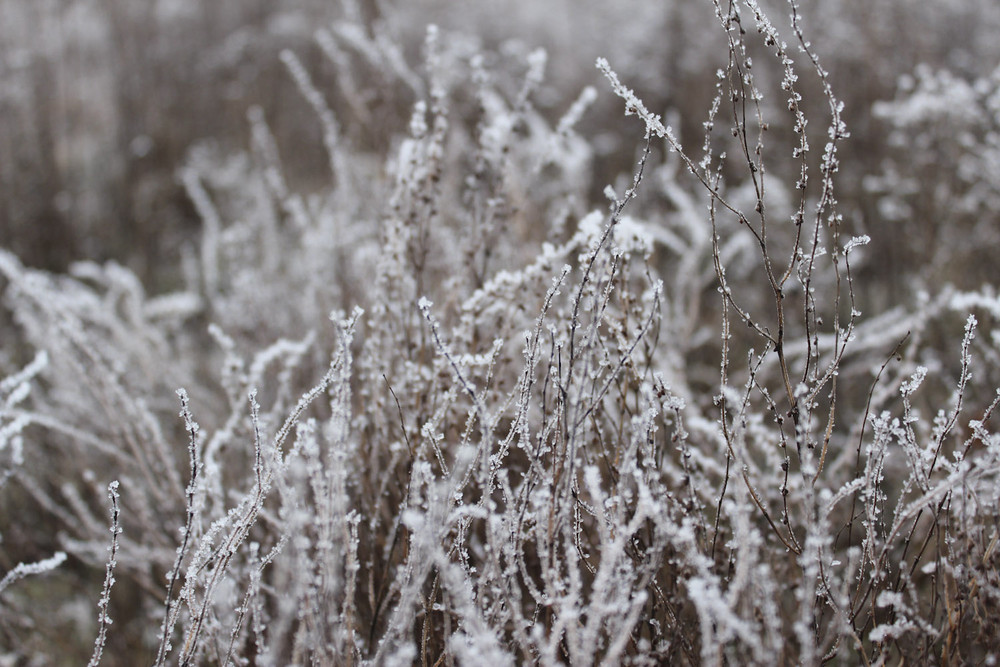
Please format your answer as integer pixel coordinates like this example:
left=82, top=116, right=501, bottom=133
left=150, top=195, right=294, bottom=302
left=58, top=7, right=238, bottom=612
left=2, top=0, right=1000, bottom=664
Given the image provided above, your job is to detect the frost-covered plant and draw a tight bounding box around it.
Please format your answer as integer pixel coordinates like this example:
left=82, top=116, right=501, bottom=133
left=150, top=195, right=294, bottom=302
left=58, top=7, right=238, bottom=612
left=865, top=62, right=1000, bottom=295
left=1, top=1, right=999, bottom=665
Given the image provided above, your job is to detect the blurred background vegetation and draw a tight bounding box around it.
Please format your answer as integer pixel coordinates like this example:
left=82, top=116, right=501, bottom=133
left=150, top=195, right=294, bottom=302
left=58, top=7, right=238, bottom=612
left=3, top=0, right=998, bottom=301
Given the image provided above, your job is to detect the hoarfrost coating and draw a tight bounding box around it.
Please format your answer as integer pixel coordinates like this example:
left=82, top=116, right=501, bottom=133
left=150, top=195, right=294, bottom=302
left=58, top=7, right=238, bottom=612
left=2, top=0, right=1000, bottom=664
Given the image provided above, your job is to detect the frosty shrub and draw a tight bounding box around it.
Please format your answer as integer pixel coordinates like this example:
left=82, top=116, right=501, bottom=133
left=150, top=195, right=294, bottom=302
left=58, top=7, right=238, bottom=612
left=2, top=0, right=999, bottom=665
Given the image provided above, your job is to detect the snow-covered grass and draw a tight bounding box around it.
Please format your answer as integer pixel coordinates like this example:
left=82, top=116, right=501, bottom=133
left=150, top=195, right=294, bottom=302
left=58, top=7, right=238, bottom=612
left=2, top=0, right=1000, bottom=664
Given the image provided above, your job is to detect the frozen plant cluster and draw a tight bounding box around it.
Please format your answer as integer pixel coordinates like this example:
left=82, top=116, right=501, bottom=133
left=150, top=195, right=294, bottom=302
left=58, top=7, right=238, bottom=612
left=2, top=0, right=1000, bottom=664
